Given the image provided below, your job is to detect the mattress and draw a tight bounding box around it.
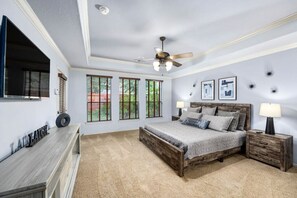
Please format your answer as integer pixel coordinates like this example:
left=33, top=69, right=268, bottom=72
left=144, top=121, right=246, bottom=159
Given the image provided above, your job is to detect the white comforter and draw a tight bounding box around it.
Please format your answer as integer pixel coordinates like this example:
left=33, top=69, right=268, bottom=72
left=145, top=121, right=245, bottom=159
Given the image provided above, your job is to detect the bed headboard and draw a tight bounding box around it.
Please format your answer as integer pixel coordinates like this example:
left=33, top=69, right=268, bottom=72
left=190, top=102, right=252, bottom=131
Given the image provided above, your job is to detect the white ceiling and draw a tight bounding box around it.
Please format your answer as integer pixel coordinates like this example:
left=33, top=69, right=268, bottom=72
left=26, top=0, right=297, bottom=77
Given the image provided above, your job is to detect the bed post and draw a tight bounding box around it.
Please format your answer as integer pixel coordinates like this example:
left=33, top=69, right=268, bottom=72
left=139, top=127, right=185, bottom=177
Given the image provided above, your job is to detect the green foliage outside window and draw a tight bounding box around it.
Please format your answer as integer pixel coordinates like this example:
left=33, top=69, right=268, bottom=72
left=87, top=75, right=112, bottom=122
left=119, top=78, right=139, bottom=120
left=146, top=80, right=162, bottom=118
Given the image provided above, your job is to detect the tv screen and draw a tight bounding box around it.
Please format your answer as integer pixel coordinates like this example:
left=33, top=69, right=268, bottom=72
left=0, top=16, right=50, bottom=99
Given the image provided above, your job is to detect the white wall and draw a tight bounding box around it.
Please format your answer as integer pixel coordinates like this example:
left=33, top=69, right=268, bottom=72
left=0, top=1, right=69, bottom=161
left=172, top=47, right=297, bottom=164
left=68, top=68, right=172, bottom=134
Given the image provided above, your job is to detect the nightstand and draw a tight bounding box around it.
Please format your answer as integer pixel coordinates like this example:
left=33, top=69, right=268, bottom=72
left=172, top=115, right=180, bottom=121
left=246, top=130, right=293, bottom=171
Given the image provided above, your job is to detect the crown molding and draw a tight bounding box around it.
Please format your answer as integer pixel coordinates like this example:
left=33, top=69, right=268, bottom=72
left=191, top=12, right=297, bottom=60
left=70, top=66, right=172, bottom=80
left=15, top=0, right=71, bottom=68
left=170, top=39, right=297, bottom=79
left=77, top=0, right=90, bottom=64
left=89, top=56, right=151, bottom=67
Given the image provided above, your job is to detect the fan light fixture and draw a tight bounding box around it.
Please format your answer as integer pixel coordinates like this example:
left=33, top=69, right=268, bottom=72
left=153, top=60, right=173, bottom=72
left=95, top=4, right=110, bottom=15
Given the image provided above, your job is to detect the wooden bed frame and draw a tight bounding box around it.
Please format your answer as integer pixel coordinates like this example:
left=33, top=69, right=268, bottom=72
left=139, top=102, right=251, bottom=176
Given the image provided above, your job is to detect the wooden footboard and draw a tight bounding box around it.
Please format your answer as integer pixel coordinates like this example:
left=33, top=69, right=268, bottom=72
left=139, top=127, right=185, bottom=176
left=139, top=127, right=243, bottom=177
left=185, top=146, right=241, bottom=168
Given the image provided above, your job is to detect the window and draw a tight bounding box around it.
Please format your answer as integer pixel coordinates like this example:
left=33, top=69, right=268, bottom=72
left=146, top=79, right=163, bottom=118
left=87, top=75, right=112, bottom=122
left=24, top=70, right=50, bottom=97
left=119, top=77, right=139, bottom=120
left=58, top=73, right=67, bottom=113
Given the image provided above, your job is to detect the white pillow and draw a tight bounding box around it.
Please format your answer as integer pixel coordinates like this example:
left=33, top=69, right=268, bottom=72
left=187, top=107, right=201, bottom=113
left=201, top=114, right=233, bottom=132
left=201, top=106, right=217, bottom=115
left=180, top=111, right=202, bottom=122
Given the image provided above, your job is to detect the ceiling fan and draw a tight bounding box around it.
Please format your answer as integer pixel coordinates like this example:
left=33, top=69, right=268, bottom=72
left=140, top=36, right=193, bottom=71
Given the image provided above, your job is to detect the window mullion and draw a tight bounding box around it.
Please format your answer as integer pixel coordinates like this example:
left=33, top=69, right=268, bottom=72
left=106, top=78, right=108, bottom=121
left=153, top=81, right=156, bottom=117
left=99, top=77, right=101, bottom=121
left=90, top=76, right=93, bottom=122
left=148, top=80, right=150, bottom=118
left=121, top=79, right=123, bottom=120
left=159, top=81, right=160, bottom=117
left=128, top=79, right=131, bottom=119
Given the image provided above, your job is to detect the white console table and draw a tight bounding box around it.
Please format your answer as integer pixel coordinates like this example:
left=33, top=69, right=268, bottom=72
left=0, top=124, right=81, bottom=198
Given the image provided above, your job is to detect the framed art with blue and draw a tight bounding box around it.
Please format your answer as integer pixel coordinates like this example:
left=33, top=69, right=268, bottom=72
left=218, top=76, right=237, bottom=100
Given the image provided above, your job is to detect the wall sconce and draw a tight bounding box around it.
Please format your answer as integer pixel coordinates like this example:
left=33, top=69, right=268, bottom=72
left=271, top=87, right=278, bottom=93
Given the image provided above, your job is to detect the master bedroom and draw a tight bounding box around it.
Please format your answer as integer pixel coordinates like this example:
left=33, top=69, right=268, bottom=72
left=0, top=1, right=296, bottom=198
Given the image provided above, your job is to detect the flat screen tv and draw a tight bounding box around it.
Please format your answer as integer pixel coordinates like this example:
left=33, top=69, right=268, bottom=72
left=0, top=15, right=50, bottom=99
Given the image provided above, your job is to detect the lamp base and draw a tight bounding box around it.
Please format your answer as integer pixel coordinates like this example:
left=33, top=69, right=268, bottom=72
left=178, top=108, right=182, bottom=117
left=265, top=117, right=275, bottom=135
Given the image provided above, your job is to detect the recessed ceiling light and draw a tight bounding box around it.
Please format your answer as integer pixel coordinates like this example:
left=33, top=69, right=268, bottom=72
left=95, top=4, right=110, bottom=15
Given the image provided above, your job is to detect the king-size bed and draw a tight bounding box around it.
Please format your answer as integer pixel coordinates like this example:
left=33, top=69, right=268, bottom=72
left=139, top=102, right=251, bottom=176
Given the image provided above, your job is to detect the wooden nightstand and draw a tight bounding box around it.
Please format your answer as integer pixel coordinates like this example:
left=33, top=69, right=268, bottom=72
left=172, top=115, right=180, bottom=121
left=246, top=130, right=293, bottom=171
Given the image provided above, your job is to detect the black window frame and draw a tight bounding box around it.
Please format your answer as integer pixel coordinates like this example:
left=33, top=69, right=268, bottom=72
left=119, top=77, right=140, bottom=120
left=146, top=79, right=163, bottom=118
left=87, top=75, right=112, bottom=122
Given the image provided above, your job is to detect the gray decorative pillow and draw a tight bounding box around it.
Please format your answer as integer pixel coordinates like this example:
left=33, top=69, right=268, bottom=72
left=217, top=110, right=240, bottom=132
left=201, top=106, right=217, bottom=115
left=187, top=107, right=201, bottom=113
left=237, top=113, right=247, bottom=131
left=181, top=117, right=199, bottom=127
left=196, top=119, right=210, bottom=129
left=202, top=114, right=233, bottom=132
left=181, top=118, right=210, bottom=129
left=180, top=111, right=202, bottom=122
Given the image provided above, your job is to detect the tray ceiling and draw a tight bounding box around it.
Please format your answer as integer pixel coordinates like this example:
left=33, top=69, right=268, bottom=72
left=25, top=0, right=297, bottom=77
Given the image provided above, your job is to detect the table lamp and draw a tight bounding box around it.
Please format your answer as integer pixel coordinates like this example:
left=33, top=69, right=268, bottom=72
left=259, top=103, right=281, bottom=135
left=176, top=101, right=185, bottom=117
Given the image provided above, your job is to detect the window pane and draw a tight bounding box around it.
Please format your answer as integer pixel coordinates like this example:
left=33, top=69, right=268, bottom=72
left=123, top=102, right=129, bottom=119
left=100, top=78, right=107, bottom=102
left=87, top=103, right=91, bottom=122
left=100, top=103, right=107, bottom=121
left=91, top=103, right=99, bottom=122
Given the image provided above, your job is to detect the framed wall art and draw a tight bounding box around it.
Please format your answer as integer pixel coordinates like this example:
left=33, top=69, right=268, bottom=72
left=201, top=80, right=215, bottom=100
left=218, top=76, right=237, bottom=100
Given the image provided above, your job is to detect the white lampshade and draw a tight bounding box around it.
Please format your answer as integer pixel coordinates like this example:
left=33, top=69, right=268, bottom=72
left=176, top=101, right=185, bottom=108
left=259, top=103, right=281, bottom=118
left=165, top=61, right=173, bottom=71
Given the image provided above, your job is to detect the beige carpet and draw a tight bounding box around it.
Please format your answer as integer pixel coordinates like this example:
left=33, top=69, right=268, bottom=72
left=73, top=130, right=297, bottom=198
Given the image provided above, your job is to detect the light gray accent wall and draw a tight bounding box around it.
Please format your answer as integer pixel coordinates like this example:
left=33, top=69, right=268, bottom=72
left=0, top=1, right=69, bottom=161
left=172, top=48, right=297, bottom=164
left=68, top=69, right=172, bottom=134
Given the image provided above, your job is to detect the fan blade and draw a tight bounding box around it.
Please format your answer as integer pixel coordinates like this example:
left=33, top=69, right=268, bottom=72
left=171, top=52, right=193, bottom=59
left=133, top=57, right=154, bottom=63
left=172, top=60, right=182, bottom=67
